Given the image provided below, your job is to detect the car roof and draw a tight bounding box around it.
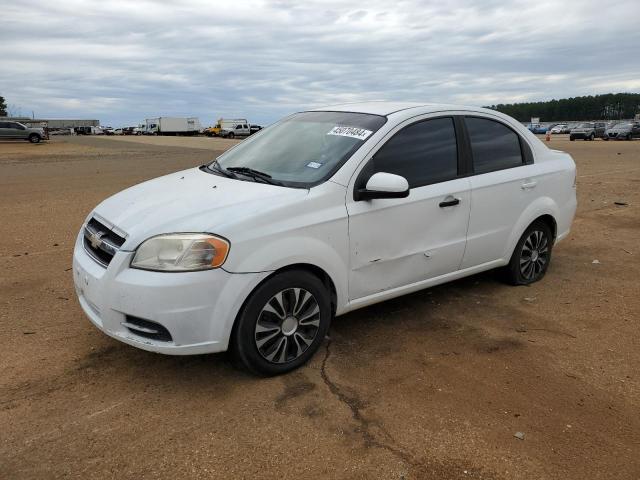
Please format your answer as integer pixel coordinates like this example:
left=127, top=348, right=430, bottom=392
left=309, top=101, right=490, bottom=117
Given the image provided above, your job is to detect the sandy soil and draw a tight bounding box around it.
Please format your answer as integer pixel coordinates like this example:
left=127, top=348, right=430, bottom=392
left=1, top=135, right=639, bottom=479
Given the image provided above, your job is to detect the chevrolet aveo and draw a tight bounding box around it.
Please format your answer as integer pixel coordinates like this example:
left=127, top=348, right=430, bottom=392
left=73, top=102, right=577, bottom=375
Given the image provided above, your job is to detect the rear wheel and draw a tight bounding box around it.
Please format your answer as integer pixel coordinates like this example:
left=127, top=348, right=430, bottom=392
left=227, top=132, right=235, bottom=139
left=28, top=134, right=40, bottom=144
left=231, top=270, right=331, bottom=376
left=504, top=220, right=553, bottom=285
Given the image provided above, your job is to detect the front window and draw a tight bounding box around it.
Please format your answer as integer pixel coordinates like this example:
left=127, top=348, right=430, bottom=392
left=366, top=117, right=458, bottom=188
left=213, top=111, right=387, bottom=187
left=612, top=123, right=632, bottom=129
left=579, top=123, right=593, bottom=128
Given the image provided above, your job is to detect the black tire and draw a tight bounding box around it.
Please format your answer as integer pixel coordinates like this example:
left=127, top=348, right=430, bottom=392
left=28, top=134, right=41, bottom=144
left=569, top=136, right=575, bottom=141
left=589, top=133, right=595, bottom=141
left=231, top=270, right=331, bottom=376
left=627, top=134, right=632, bottom=141
left=227, top=132, right=234, bottom=139
left=504, top=220, right=553, bottom=286
left=603, top=136, right=609, bottom=141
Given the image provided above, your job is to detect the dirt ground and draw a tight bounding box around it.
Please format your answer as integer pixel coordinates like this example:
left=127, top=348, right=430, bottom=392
left=1, top=135, right=639, bottom=479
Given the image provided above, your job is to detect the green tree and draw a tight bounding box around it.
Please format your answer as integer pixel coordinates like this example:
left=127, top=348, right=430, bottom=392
left=485, top=93, right=640, bottom=122
left=0, top=96, right=7, bottom=116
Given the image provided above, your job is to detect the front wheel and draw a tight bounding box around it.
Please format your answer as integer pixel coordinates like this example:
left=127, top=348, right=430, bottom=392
left=569, top=136, right=575, bottom=141
left=231, top=270, right=331, bottom=376
left=28, top=134, right=41, bottom=144
left=504, top=220, right=553, bottom=285
left=589, top=133, right=595, bottom=141
left=227, top=132, right=234, bottom=139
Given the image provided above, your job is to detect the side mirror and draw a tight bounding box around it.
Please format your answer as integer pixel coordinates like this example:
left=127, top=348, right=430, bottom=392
left=355, top=172, right=410, bottom=201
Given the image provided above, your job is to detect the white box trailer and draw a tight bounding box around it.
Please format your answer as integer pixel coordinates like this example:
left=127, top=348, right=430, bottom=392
left=145, top=117, right=201, bottom=136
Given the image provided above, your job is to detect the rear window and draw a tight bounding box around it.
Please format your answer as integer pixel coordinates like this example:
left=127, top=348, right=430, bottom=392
left=466, top=117, right=524, bottom=174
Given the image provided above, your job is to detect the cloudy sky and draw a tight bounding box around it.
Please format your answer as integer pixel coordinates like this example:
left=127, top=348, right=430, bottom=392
left=2, top=0, right=639, bottom=127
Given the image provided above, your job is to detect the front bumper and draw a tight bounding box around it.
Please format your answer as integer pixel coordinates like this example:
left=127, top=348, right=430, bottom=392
left=72, top=230, right=268, bottom=355
left=606, top=132, right=627, bottom=139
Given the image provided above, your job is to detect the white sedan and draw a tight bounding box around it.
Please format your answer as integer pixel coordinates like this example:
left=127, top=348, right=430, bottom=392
left=72, top=102, right=577, bottom=375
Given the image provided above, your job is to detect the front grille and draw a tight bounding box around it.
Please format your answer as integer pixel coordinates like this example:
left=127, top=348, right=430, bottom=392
left=83, top=217, right=126, bottom=267
left=122, top=316, right=173, bottom=342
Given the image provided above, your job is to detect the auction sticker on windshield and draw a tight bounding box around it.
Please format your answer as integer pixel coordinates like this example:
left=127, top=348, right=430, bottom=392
left=327, top=126, right=373, bottom=140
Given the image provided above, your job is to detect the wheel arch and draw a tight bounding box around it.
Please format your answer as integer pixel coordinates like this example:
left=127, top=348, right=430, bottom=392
left=228, top=262, right=338, bottom=352
left=504, top=198, right=559, bottom=262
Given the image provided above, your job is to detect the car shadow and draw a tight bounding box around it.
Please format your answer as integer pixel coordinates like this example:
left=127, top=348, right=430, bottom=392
left=84, top=269, right=507, bottom=388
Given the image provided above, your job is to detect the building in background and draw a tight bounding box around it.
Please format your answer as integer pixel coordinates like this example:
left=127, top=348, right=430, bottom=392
left=0, top=117, right=99, bottom=129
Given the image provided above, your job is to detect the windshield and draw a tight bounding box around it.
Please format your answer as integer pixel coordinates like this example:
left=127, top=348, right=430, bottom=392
left=612, top=123, right=632, bottom=129
left=214, top=111, right=387, bottom=187
left=578, top=123, right=593, bottom=128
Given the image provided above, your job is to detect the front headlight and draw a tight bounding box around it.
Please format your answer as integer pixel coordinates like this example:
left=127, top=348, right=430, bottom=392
left=131, top=233, right=230, bottom=272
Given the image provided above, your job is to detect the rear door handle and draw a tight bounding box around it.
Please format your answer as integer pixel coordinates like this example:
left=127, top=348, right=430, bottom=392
left=521, top=180, right=537, bottom=190
left=439, top=196, right=460, bottom=208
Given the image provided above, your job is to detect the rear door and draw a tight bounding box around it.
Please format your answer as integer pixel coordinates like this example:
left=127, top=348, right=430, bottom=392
left=461, top=116, right=539, bottom=269
left=346, top=116, right=471, bottom=300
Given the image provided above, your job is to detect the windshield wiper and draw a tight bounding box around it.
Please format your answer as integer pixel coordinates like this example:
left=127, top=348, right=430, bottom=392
left=204, top=160, right=238, bottom=179
left=226, top=167, right=283, bottom=186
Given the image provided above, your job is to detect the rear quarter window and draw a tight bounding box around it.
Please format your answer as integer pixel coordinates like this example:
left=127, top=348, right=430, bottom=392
left=466, top=117, right=525, bottom=174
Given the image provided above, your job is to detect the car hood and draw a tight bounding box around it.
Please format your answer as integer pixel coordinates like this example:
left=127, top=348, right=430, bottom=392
left=92, top=167, right=308, bottom=250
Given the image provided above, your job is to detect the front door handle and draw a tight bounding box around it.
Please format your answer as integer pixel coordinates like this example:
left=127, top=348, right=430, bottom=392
left=439, top=196, right=460, bottom=208
left=521, top=180, right=538, bottom=190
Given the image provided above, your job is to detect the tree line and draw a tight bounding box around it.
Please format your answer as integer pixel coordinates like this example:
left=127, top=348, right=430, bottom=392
left=486, top=93, right=640, bottom=122
left=0, top=95, right=7, bottom=116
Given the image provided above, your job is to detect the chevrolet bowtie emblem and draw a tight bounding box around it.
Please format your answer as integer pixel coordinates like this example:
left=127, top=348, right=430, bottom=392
left=89, top=231, right=105, bottom=249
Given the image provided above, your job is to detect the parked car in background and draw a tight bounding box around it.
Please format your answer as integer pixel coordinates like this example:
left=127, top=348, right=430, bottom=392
left=569, top=122, right=606, bottom=141
left=0, top=121, right=48, bottom=143
left=75, top=126, right=104, bottom=135
left=603, top=122, right=640, bottom=141
left=550, top=124, right=569, bottom=134
left=49, top=128, right=73, bottom=136
left=249, top=124, right=262, bottom=135
left=527, top=123, right=548, bottom=134
left=73, top=102, right=577, bottom=375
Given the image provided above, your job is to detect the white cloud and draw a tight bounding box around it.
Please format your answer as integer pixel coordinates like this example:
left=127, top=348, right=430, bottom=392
left=0, top=0, right=638, bottom=126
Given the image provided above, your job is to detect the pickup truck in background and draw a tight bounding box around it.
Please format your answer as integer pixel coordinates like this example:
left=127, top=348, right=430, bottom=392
left=218, top=122, right=251, bottom=139
left=0, top=121, right=48, bottom=143
left=205, top=118, right=249, bottom=137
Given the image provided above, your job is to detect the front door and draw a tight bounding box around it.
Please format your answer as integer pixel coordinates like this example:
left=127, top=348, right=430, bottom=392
left=346, top=116, right=471, bottom=300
